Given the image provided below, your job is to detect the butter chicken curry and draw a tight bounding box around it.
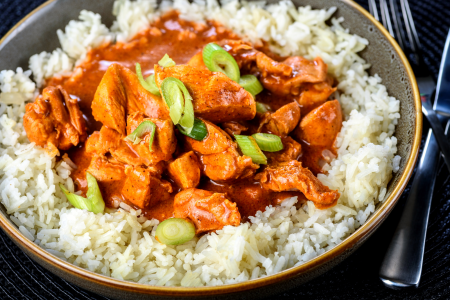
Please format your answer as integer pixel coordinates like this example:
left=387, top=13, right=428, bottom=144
left=23, top=12, right=342, bottom=243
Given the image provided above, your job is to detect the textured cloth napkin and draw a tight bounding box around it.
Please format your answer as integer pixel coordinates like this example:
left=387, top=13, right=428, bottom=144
left=1, top=0, right=450, bottom=299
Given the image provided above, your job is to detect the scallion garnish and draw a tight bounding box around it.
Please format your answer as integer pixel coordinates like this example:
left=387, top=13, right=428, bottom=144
left=158, top=54, right=176, bottom=68
left=136, top=63, right=160, bottom=96
left=160, top=77, right=194, bottom=133
left=155, top=218, right=196, bottom=245
left=125, top=120, right=156, bottom=151
left=234, top=135, right=267, bottom=164
left=59, top=172, right=105, bottom=214
left=252, top=133, right=283, bottom=152
left=202, top=43, right=240, bottom=82
left=177, top=118, right=207, bottom=141
left=256, top=102, right=270, bottom=113
left=239, top=74, right=263, bottom=97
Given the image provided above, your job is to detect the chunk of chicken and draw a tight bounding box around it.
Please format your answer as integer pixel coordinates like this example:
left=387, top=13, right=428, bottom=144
left=167, top=151, right=201, bottom=189
left=202, top=180, right=272, bottom=220
left=258, top=102, right=301, bottom=137
left=296, top=81, right=337, bottom=116
left=185, top=119, right=259, bottom=181
left=187, top=52, right=207, bottom=69
left=91, top=63, right=170, bottom=135
left=86, top=113, right=176, bottom=166
left=154, top=64, right=256, bottom=123
left=174, top=188, right=241, bottom=233
left=221, top=121, right=248, bottom=136
left=87, top=156, right=125, bottom=182
left=217, top=40, right=328, bottom=96
left=122, top=166, right=172, bottom=209
left=294, top=100, right=342, bottom=147
left=126, top=112, right=177, bottom=164
left=23, top=86, right=87, bottom=156
left=256, top=160, right=340, bottom=209
left=265, top=136, right=302, bottom=165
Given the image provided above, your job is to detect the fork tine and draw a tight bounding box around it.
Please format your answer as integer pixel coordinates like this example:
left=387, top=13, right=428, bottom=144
left=389, top=0, right=405, bottom=50
left=380, top=0, right=395, bottom=37
left=402, top=0, right=422, bottom=51
left=400, top=0, right=420, bottom=64
left=369, top=0, right=379, bottom=21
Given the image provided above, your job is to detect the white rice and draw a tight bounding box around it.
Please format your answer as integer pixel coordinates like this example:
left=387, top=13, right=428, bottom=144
left=0, top=0, right=401, bottom=286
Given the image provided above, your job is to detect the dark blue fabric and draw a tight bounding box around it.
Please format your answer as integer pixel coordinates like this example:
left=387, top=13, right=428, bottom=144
left=1, top=0, right=450, bottom=299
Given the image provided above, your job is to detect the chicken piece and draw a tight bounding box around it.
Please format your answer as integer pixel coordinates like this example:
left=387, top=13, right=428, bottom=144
left=258, top=102, right=301, bottom=137
left=121, top=166, right=172, bottom=209
left=23, top=86, right=87, bottom=155
left=297, top=81, right=337, bottom=116
left=187, top=52, right=207, bottom=69
left=200, top=148, right=257, bottom=181
left=202, top=180, right=272, bottom=220
left=86, top=113, right=176, bottom=166
left=217, top=40, right=328, bottom=96
left=91, top=63, right=170, bottom=135
left=126, top=112, right=177, bottom=164
left=167, top=151, right=201, bottom=189
left=216, top=40, right=258, bottom=72
left=174, top=188, right=241, bottom=233
left=154, top=64, right=256, bottom=123
left=185, top=119, right=259, bottom=181
left=265, top=136, right=302, bottom=165
left=294, top=100, right=342, bottom=147
left=221, top=121, right=248, bottom=136
left=87, top=156, right=125, bottom=182
left=256, top=160, right=340, bottom=209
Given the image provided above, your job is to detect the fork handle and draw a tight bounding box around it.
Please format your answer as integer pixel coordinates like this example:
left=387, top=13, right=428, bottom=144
left=379, top=126, right=441, bottom=288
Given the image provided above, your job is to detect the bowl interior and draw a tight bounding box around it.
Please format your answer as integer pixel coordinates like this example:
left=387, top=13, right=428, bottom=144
left=0, top=0, right=419, bottom=298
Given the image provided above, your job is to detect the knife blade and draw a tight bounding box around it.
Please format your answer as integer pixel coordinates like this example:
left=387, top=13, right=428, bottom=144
left=379, top=28, right=450, bottom=289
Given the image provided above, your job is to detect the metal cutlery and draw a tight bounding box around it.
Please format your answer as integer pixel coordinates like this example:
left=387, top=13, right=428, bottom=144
left=368, top=0, right=450, bottom=289
left=369, top=0, right=450, bottom=171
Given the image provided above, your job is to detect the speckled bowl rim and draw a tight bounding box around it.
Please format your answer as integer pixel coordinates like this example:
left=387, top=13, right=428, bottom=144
left=0, top=0, right=422, bottom=297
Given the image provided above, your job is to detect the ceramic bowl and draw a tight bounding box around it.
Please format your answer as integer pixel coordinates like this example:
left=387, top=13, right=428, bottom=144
left=0, top=0, right=421, bottom=299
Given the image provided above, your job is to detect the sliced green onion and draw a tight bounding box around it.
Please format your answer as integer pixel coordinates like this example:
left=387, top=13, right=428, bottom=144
left=256, top=102, right=270, bottom=113
left=59, top=172, right=105, bottom=214
left=125, top=120, right=156, bottom=151
left=161, top=77, right=194, bottom=132
left=234, top=135, right=267, bottom=164
left=85, top=172, right=105, bottom=213
left=177, top=118, right=207, bottom=141
left=158, top=54, right=176, bottom=68
left=156, top=218, right=196, bottom=245
left=239, top=74, right=263, bottom=96
left=202, top=43, right=240, bottom=82
left=252, top=133, right=283, bottom=152
left=136, top=63, right=160, bottom=96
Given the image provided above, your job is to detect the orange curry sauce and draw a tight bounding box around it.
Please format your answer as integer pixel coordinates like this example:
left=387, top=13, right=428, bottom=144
left=46, top=12, right=338, bottom=222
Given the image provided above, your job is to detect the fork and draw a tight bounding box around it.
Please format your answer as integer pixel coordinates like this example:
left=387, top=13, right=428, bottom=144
left=369, top=0, right=450, bottom=171
left=368, top=0, right=450, bottom=289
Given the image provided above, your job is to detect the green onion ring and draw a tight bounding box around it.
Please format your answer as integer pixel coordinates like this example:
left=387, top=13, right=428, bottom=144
left=177, top=118, right=207, bottom=141
left=252, top=133, right=284, bottom=152
left=234, top=135, right=267, bottom=164
left=156, top=218, right=196, bottom=245
left=135, top=63, right=161, bottom=96
left=202, top=43, right=240, bottom=82
left=125, top=120, right=156, bottom=151
left=239, top=74, right=264, bottom=97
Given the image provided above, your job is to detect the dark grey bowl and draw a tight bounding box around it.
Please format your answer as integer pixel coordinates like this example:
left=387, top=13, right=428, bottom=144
left=0, top=0, right=421, bottom=299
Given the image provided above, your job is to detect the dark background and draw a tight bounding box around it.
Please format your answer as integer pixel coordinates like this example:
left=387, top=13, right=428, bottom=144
left=1, top=0, right=450, bottom=299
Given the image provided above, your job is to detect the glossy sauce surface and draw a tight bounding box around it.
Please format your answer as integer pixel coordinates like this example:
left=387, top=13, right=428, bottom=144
left=58, top=12, right=337, bottom=222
